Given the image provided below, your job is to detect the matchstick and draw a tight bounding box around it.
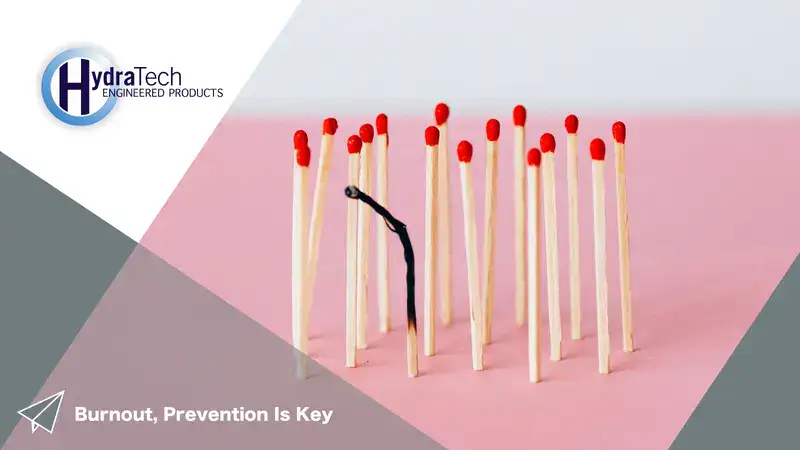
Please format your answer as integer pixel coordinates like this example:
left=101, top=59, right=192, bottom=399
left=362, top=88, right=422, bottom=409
left=424, top=126, right=440, bottom=356
left=457, top=140, right=484, bottom=371
left=345, top=135, right=362, bottom=368
left=305, top=118, right=338, bottom=335
left=292, top=132, right=311, bottom=378
left=482, top=119, right=500, bottom=345
left=376, top=114, right=391, bottom=333
left=540, top=133, right=562, bottom=361
left=613, top=121, right=634, bottom=353
left=590, top=138, right=611, bottom=374
left=513, top=105, right=527, bottom=327
left=356, top=124, right=374, bottom=350
left=565, top=114, right=581, bottom=340
left=435, top=103, right=453, bottom=326
left=526, top=147, right=542, bottom=382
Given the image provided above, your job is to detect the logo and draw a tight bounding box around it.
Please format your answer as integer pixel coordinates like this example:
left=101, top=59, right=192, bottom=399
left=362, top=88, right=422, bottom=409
left=17, top=390, right=65, bottom=434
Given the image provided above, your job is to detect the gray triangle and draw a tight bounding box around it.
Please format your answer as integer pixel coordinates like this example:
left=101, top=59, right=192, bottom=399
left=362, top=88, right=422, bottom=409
left=17, top=395, right=58, bottom=423
left=670, top=253, right=800, bottom=449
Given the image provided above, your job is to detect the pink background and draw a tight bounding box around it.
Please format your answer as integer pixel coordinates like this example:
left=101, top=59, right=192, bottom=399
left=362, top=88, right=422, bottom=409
left=142, top=115, right=800, bottom=449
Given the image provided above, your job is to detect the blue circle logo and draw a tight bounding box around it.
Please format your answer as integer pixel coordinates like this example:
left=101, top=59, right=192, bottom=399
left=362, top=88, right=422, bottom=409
left=41, top=47, right=118, bottom=126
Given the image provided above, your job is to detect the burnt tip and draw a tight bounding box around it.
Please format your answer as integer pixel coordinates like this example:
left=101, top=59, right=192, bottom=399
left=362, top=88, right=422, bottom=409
left=344, top=185, right=361, bottom=199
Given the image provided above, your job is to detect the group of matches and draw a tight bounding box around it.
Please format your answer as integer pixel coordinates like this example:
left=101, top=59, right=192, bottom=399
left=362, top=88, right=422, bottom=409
left=291, top=105, right=635, bottom=382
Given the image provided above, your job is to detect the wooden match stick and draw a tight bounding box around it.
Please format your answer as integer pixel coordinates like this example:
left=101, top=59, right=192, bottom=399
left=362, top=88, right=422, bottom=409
left=540, top=133, right=562, bottom=361
left=292, top=131, right=311, bottom=379
left=345, top=135, right=362, bottom=368
left=526, top=148, right=542, bottom=382
left=513, top=105, right=527, bottom=327
left=424, top=126, right=440, bottom=356
left=482, top=119, right=500, bottom=345
left=376, top=114, right=391, bottom=333
left=356, top=124, right=374, bottom=350
left=435, top=103, right=453, bottom=326
left=590, top=138, right=611, bottom=374
left=613, top=121, right=634, bottom=353
left=457, top=140, right=484, bottom=371
left=304, top=118, right=338, bottom=335
left=565, top=114, right=581, bottom=340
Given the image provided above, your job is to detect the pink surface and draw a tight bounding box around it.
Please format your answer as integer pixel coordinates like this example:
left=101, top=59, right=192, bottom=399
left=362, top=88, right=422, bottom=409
left=141, top=115, right=800, bottom=449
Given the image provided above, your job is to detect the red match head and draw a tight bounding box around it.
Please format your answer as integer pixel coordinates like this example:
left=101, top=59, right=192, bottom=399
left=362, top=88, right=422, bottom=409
left=457, top=140, right=473, bottom=163
left=612, top=121, right=626, bottom=144
left=425, top=126, right=440, bottom=146
left=296, top=144, right=311, bottom=167
left=590, top=138, right=606, bottom=161
left=434, top=103, right=450, bottom=126
left=347, top=135, right=363, bottom=154
left=540, top=133, right=556, bottom=153
left=527, top=148, right=541, bottom=167
left=293, top=130, right=308, bottom=150
left=486, top=119, right=500, bottom=141
left=359, top=124, right=375, bottom=144
left=323, top=118, right=338, bottom=135
left=513, top=105, right=527, bottom=127
left=565, top=114, right=579, bottom=134
left=376, top=114, right=388, bottom=135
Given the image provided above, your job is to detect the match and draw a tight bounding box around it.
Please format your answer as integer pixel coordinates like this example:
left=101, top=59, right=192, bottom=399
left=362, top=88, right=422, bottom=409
left=540, top=132, right=562, bottom=361
left=357, top=124, right=374, bottom=350
left=435, top=103, right=453, bottom=326
left=526, top=147, right=542, bottom=382
left=590, top=138, right=611, bottom=375
left=613, top=121, right=634, bottom=353
left=292, top=131, right=311, bottom=379
left=376, top=114, right=391, bottom=333
left=482, top=119, right=500, bottom=345
left=513, top=105, right=527, bottom=327
left=424, top=125, right=440, bottom=356
left=345, top=135, right=362, bottom=368
left=565, top=115, right=581, bottom=340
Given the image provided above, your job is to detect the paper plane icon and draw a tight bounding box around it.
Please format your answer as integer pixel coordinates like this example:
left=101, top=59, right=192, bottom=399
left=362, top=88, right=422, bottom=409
left=17, top=390, right=65, bottom=434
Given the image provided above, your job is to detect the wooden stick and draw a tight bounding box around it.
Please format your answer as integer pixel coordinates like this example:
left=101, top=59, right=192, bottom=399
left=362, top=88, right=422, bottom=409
left=482, top=119, right=500, bottom=345
left=540, top=133, right=562, bottom=361
left=526, top=148, right=542, bottom=382
left=356, top=124, right=374, bottom=350
left=435, top=103, right=453, bottom=326
left=424, top=126, right=440, bottom=356
left=613, top=121, right=634, bottom=353
left=345, top=135, right=362, bottom=368
left=513, top=106, right=527, bottom=327
left=292, top=133, right=311, bottom=379
left=565, top=115, right=581, bottom=340
left=457, top=140, right=484, bottom=371
left=376, top=114, right=391, bottom=333
left=304, top=118, right=338, bottom=336
left=590, top=138, right=611, bottom=374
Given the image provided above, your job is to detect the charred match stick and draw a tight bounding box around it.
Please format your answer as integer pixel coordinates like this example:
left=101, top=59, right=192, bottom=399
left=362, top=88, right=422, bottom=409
left=526, top=147, right=542, bottom=382
left=424, top=126, right=440, bottom=356
left=540, top=133, right=562, bottom=361
left=482, top=119, right=500, bottom=345
left=590, top=138, right=611, bottom=374
left=376, top=114, right=391, bottom=333
left=513, top=105, right=528, bottom=327
left=345, top=135, right=362, bottom=368
left=292, top=132, right=311, bottom=379
left=356, top=124, right=375, bottom=349
left=305, top=118, right=338, bottom=335
left=457, top=140, right=484, bottom=371
left=565, top=114, right=581, bottom=340
left=435, top=103, right=453, bottom=326
left=613, top=121, right=634, bottom=353
left=344, top=185, right=419, bottom=377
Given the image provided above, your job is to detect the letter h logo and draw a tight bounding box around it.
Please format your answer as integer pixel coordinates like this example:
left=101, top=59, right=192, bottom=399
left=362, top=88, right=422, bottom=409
left=58, top=59, right=91, bottom=115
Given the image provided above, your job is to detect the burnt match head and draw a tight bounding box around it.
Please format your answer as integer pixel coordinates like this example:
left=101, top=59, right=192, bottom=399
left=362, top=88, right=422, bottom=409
left=457, top=140, right=473, bottom=163
left=359, top=124, right=375, bottom=144
left=344, top=185, right=361, bottom=199
left=323, top=118, right=338, bottom=135
left=376, top=114, right=388, bottom=135
left=293, top=130, right=308, bottom=150
left=435, top=103, right=450, bottom=126
left=296, top=144, right=311, bottom=167
left=565, top=114, right=579, bottom=134
left=540, top=133, right=556, bottom=153
left=612, top=121, right=627, bottom=144
left=347, top=135, right=363, bottom=154
left=486, top=119, right=500, bottom=141
left=527, top=148, right=541, bottom=167
left=590, top=138, right=606, bottom=161
left=513, top=105, right=527, bottom=127
left=425, top=126, right=440, bottom=146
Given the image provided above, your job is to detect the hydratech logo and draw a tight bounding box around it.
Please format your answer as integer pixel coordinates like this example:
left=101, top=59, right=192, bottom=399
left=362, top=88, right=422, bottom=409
left=41, top=46, right=224, bottom=126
